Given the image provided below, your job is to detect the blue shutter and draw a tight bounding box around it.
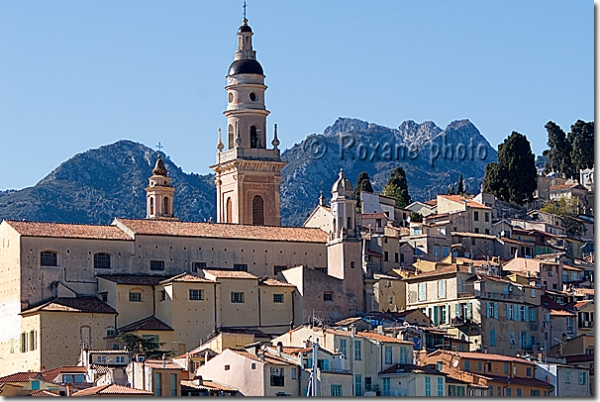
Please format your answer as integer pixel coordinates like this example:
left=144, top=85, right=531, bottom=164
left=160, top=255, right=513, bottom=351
left=493, top=303, right=498, bottom=319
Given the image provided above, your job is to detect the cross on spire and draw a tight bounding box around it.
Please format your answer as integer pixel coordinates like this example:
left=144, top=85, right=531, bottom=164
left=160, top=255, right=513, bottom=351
left=156, top=142, right=164, bottom=152
left=243, top=1, right=247, bottom=19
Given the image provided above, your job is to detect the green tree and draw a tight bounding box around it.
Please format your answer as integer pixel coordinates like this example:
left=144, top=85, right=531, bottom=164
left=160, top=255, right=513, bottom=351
left=117, top=332, right=166, bottom=360
left=409, top=211, right=423, bottom=223
left=382, top=166, right=412, bottom=208
left=540, top=197, right=583, bottom=237
left=354, top=172, right=374, bottom=208
left=543, top=121, right=573, bottom=178
left=447, top=184, right=456, bottom=195
left=482, top=132, right=537, bottom=205
left=457, top=174, right=465, bottom=195
left=569, top=120, right=594, bottom=173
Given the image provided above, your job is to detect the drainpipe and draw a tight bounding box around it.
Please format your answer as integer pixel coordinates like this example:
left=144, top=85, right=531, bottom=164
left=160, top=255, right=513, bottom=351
left=258, top=288, right=262, bottom=327
left=291, top=290, right=296, bottom=327
left=213, top=283, right=218, bottom=333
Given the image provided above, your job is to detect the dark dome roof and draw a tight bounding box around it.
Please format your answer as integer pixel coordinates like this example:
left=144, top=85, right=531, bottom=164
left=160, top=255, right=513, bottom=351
left=238, top=24, right=252, bottom=33
left=228, top=59, right=264, bottom=76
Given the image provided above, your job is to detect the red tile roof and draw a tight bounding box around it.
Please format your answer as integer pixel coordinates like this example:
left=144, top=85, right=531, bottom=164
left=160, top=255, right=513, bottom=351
left=72, top=383, right=153, bottom=396
left=438, top=195, right=491, bottom=209
left=549, top=309, right=575, bottom=317
left=484, top=374, right=553, bottom=388
left=379, top=363, right=443, bottom=375
left=361, top=213, right=388, bottom=219
left=181, top=379, right=238, bottom=392
left=114, top=218, right=327, bottom=243
left=202, top=269, right=257, bottom=279
left=0, top=372, right=42, bottom=383
left=357, top=331, right=413, bottom=345
left=97, top=274, right=169, bottom=286
left=21, top=297, right=117, bottom=315
left=142, top=359, right=184, bottom=370
left=259, top=276, right=296, bottom=287
left=41, top=366, right=87, bottom=382
left=118, top=316, right=174, bottom=332
left=160, top=272, right=216, bottom=284
left=4, top=220, right=131, bottom=240
left=231, top=350, right=293, bottom=366
left=30, top=390, right=60, bottom=397
left=452, top=351, right=534, bottom=364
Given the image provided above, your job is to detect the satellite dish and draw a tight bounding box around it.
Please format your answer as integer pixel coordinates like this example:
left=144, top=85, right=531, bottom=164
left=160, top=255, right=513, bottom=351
left=452, top=359, right=459, bottom=367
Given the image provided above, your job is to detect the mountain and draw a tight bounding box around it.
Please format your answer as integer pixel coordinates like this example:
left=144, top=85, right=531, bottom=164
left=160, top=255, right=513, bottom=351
left=0, top=118, right=497, bottom=226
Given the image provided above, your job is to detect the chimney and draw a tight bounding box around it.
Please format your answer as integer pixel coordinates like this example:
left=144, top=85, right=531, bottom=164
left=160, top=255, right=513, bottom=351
left=66, top=384, right=72, bottom=397
left=162, top=353, right=166, bottom=368
left=377, top=325, right=384, bottom=335
left=277, top=343, right=283, bottom=357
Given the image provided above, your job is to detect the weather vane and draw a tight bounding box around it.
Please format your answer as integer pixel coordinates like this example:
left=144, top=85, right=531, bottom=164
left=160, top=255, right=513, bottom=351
left=243, top=1, right=247, bottom=19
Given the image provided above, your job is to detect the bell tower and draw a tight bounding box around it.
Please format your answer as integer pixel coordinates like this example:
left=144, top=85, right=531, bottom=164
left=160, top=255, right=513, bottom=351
left=145, top=154, right=178, bottom=221
left=210, top=17, right=286, bottom=226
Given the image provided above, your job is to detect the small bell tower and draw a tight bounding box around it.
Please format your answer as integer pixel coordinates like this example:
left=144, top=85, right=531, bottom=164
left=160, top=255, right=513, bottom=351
left=145, top=155, right=178, bottom=221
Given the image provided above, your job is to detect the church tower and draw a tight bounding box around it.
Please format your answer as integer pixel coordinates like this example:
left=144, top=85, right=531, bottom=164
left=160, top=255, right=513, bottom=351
left=145, top=155, right=178, bottom=221
left=210, top=17, right=286, bottom=226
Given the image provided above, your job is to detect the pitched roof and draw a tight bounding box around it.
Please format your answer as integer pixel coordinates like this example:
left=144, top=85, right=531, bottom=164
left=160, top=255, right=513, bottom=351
left=484, top=374, right=553, bottom=388
left=114, top=218, right=327, bottom=243
left=0, top=372, right=42, bottom=383
left=97, top=274, right=169, bottom=286
left=361, top=213, right=388, bottom=219
left=357, top=331, right=414, bottom=345
left=181, top=379, right=238, bottom=392
left=4, top=220, right=131, bottom=240
left=450, top=351, right=534, bottom=365
left=160, top=272, right=216, bottom=284
left=142, top=359, right=184, bottom=370
left=72, top=383, right=153, bottom=396
left=549, top=309, right=575, bottom=317
left=21, top=297, right=117, bottom=315
left=379, top=363, right=443, bottom=375
left=30, top=390, right=60, bottom=397
left=230, top=350, right=294, bottom=366
left=118, top=316, right=174, bottom=332
left=569, top=300, right=593, bottom=310
left=438, top=195, right=491, bottom=209
left=258, top=276, right=295, bottom=287
left=202, top=269, right=257, bottom=279
left=41, top=366, right=87, bottom=382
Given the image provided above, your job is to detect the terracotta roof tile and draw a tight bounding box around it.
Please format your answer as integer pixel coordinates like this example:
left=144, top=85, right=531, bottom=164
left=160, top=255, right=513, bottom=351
left=4, top=220, right=131, bottom=240
left=97, top=274, right=169, bottom=286
left=21, top=297, right=117, bottom=315
left=181, top=380, right=237, bottom=392
left=452, top=351, right=534, bottom=364
left=357, top=331, right=414, bottom=345
left=142, top=359, right=184, bottom=370
left=114, top=218, right=327, bottom=243
left=258, top=276, right=295, bottom=287
left=160, top=272, right=216, bottom=284
left=550, top=309, right=575, bottom=317
left=438, top=195, right=491, bottom=209
left=361, top=213, right=388, bottom=219
left=72, top=383, right=153, bottom=396
left=202, top=269, right=257, bottom=280
left=118, top=316, right=174, bottom=332
left=41, top=366, right=87, bottom=382
left=231, top=350, right=293, bottom=366
left=0, top=372, right=42, bottom=383
left=484, top=374, right=553, bottom=388
left=30, top=390, right=60, bottom=397
left=379, top=363, right=443, bottom=375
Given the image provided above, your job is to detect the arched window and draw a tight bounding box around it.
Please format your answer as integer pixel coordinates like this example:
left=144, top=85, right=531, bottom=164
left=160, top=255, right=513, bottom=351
left=250, top=126, right=258, bottom=148
left=94, top=253, right=111, bottom=269
left=252, top=195, right=264, bottom=225
left=40, top=251, right=58, bottom=267
left=163, top=197, right=170, bottom=216
left=150, top=197, right=154, bottom=215
left=228, top=124, right=234, bottom=150
left=226, top=197, right=233, bottom=223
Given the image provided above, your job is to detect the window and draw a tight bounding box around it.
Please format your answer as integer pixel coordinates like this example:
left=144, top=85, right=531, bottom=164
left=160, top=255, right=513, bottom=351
left=31, top=380, right=40, bottom=390
left=464, top=360, right=470, bottom=371
left=331, top=384, right=342, bottom=396
left=224, top=365, right=230, bottom=370
left=578, top=371, right=587, bottom=385
left=40, top=251, right=58, bottom=267
left=250, top=126, right=258, bottom=148
left=252, top=195, right=264, bottom=225
left=517, top=388, right=522, bottom=396
left=116, top=356, right=125, bottom=363
left=273, top=294, right=284, bottom=303
left=385, top=346, right=392, bottom=364
left=566, top=370, right=571, bottom=383
left=506, top=388, right=511, bottom=396
left=440, top=305, right=448, bottom=325
left=355, top=340, right=362, bottom=360
left=191, top=261, right=206, bottom=272
left=418, top=283, right=427, bottom=301
left=478, top=361, right=482, bottom=371
left=63, top=374, right=85, bottom=383
left=487, top=302, right=494, bottom=318
left=395, top=252, right=399, bottom=263
left=504, top=362, right=509, bottom=373
left=150, top=260, right=164, bottom=271
left=20, top=332, right=27, bottom=353
left=443, top=246, right=449, bottom=257
left=92, top=252, right=113, bottom=270
left=231, top=292, right=244, bottom=303
left=526, top=367, right=532, bottom=377
left=97, top=356, right=107, bottom=364
left=531, top=288, right=536, bottom=298
left=106, top=329, right=116, bottom=338
left=160, top=290, right=166, bottom=301
left=384, top=251, right=388, bottom=261
left=400, top=347, right=407, bottom=364
left=323, top=292, right=333, bottom=302
left=270, top=367, right=284, bottom=387
left=170, top=374, right=177, bottom=396
left=29, top=331, right=37, bottom=351
left=382, top=378, right=390, bottom=396
left=497, top=386, right=501, bottom=396
left=488, top=386, right=493, bottom=396
left=531, top=390, right=540, bottom=396
left=100, top=292, right=108, bottom=302
left=354, top=375, right=362, bottom=396
left=291, top=368, right=297, bottom=379
left=233, top=264, right=248, bottom=272
left=189, top=289, right=203, bottom=300
left=507, top=304, right=514, bottom=320
left=474, top=228, right=479, bottom=234
left=490, top=330, right=496, bottom=347
left=438, top=377, right=444, bottom=396
left=155, top=373, right=162, bottom=396
left=129, top=292, right=142, bottom=302
left=434, top=245, right=440, bottom=258
left=474, top=211, right=479, bottom=221
left=365, top=377, right=372, bottom=391
left=438, top=279, right=447, bottom=299
left=484, top=212, right=489, bottom=222
left=274, top=265, right=287, bottom=275
left=340, top=339, right=347, bottom=358
left=163, top=197, right=170, bottom=216
left=425, top=376, right=431, bottom=396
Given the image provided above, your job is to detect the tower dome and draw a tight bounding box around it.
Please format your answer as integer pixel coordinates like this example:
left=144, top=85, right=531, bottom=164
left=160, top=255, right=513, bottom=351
left=331, top=169, right=354, bottom=199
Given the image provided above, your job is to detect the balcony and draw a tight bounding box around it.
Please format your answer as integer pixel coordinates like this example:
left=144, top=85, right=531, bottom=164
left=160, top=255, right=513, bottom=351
left=451, top=316, right=473, bottom=326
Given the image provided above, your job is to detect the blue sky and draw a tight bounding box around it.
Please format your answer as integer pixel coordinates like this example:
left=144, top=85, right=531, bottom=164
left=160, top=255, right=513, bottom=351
left=1, top=1, right=594, bottom=190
